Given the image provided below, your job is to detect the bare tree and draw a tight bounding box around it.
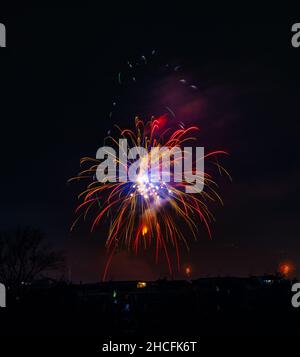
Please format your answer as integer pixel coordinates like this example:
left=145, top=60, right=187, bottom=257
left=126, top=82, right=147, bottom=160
left=0, top=227, right=64, bottom=287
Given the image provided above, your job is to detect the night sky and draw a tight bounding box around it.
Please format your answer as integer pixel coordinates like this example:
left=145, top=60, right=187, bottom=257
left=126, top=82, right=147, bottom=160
left=0, top=6, right=299, bottom=282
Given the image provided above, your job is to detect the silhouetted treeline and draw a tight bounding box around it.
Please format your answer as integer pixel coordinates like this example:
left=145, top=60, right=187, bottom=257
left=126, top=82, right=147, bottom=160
left=0, top=276, right=299, bottom=336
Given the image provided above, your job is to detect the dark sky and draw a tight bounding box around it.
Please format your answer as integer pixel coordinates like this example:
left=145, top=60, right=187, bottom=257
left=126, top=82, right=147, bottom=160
left=0, top=5, right=299, bottom=282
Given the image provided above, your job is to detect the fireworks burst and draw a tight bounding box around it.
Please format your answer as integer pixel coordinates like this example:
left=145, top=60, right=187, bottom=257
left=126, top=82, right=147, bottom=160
left=69, top=115, right=229, bottom=280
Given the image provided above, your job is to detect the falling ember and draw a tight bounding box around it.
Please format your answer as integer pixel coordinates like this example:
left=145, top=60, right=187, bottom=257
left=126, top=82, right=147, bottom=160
left=279, top=262, right=294, bottom=276
left=69, top=115, right=230, bottom=280
left=142, top=226, right=148, bottom=236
